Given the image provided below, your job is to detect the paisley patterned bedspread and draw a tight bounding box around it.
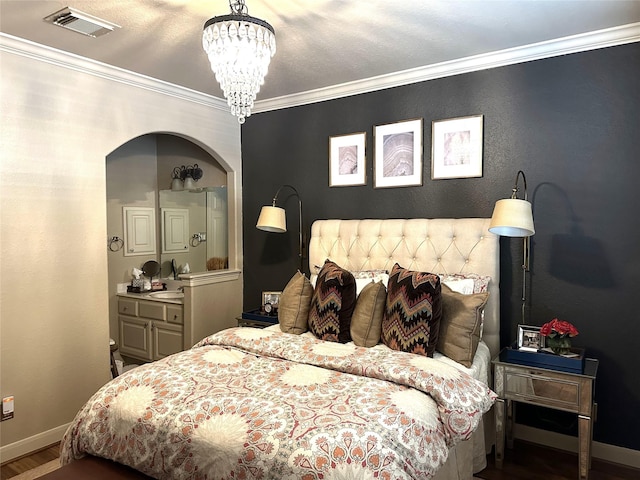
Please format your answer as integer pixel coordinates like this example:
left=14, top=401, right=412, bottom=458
left=61, top=327, right=496, bottom=479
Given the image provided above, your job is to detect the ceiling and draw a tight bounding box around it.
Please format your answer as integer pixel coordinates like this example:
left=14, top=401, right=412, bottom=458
left=2, top=1, right=640, bottom=105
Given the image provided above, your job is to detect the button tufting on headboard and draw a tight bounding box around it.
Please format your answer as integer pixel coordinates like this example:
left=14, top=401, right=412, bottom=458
left=309, top=218, right=500, bottom=360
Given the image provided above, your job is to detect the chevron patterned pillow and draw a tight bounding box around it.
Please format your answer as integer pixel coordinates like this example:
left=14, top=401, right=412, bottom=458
left=381, top=263, right=443, bottom=357
left=308, top=260, right=357, bottom=343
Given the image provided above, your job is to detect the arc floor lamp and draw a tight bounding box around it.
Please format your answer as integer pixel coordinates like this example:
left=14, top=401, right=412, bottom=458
left=256, top=185, right=304, bottom=273
left=489, top=170, right=535, bottom=324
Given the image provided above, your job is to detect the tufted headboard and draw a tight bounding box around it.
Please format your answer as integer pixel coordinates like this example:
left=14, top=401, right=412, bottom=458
left=308, top=218, right=500, bottom=360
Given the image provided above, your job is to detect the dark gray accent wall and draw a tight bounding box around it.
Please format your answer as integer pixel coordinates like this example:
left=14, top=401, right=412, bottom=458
left=241, top=42, right=640, bottom=450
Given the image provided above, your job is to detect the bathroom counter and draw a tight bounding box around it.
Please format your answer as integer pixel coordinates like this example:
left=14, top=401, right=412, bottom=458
left=117, top=291, right=183, bottom=305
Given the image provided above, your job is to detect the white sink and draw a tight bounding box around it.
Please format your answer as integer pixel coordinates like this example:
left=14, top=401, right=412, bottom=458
left=148, top=291, right=184, bottom=300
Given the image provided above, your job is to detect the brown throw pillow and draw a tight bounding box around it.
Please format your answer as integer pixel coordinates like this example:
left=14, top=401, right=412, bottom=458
left=351, top=281, right=386, bottom=347
left=437, top=283, right=489, bottom=367
left=308, top=260, right=356, bottom=343
left=278, top=271, right=313, bottom=334
left=381, top=263, right=442, bottom=357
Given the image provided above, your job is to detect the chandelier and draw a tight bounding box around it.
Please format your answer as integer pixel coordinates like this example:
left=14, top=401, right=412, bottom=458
left=202, top=0, right=276, bottom=124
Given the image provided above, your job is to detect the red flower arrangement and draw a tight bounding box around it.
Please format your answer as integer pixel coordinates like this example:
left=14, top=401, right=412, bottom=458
left=540, top=318, right=579, bottom=338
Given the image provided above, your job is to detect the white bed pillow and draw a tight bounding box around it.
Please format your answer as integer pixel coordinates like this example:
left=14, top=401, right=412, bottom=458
left=441, top=278, right=475, bottom=294
left=438, top=273, right=491, bottom=293
left=311, top=270, right=389, bottom=297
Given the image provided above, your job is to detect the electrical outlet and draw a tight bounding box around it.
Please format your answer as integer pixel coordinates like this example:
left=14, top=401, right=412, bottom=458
left=2, top=396, right=14, bottom=421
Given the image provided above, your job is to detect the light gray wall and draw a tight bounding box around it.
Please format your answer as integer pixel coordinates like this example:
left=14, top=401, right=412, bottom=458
left=0, top=35, right=242, bottom=460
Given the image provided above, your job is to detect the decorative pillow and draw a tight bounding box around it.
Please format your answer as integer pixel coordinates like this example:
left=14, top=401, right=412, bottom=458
left=437, top=284, right=489, bottom=368
left=278, top=271, right=313, bottom=334
left=381, top=263, right=442, bottom=357
left=350, top=281, right=386, bottom=347
left=308, top=260, right=357, bottom=343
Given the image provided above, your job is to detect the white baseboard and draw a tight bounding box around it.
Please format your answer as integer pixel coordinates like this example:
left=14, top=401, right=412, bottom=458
left=0, top=423, right=70, bottom=464
left=514, top=423, right=640, bottom=470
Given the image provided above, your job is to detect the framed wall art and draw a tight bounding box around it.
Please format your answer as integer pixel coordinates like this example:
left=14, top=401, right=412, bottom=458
left=431, top=114, right=483, bottom=179
left=329, top=132, right=366, bottom=187
left=374, top=118, right=423, bottom=188
left=517, top=324, right=544, bottom=352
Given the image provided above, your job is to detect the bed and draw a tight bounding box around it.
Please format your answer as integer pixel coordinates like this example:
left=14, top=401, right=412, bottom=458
left=60, top=218, right=500, bottom=479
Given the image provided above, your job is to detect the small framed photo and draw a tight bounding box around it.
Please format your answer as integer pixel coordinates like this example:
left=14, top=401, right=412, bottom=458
left=374, top=118, right=423, bottom=188
left=261, top=291, right=282, bottom=309
left=329, top=132, right=367, bottom=187
left=517, top=324, right=544, bottom=352
left=431, top=115, right=483, bottom=179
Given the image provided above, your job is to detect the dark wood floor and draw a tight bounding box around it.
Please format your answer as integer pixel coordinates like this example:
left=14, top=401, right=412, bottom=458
left=478, top=440, right=638, bottom=480
left=1, top=440, right=638, bottom=479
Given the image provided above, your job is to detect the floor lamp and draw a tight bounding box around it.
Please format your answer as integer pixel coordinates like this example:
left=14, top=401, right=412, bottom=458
left=256, top=185, right=304, bottom=273
left=489, top=170, right=535, bottom=324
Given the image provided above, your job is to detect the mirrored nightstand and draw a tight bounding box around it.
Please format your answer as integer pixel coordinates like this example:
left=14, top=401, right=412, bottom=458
left=493, top=349, right=598, bottom=480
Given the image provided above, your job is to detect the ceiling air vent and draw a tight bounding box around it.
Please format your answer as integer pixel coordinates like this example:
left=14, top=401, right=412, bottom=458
left=44, top=7, right=120, bottom=38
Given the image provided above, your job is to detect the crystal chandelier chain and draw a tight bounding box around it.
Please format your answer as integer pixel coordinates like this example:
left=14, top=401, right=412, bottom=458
left=229, top=1, right=248, bottom=15
left=203, top=0, right=276, bottom=124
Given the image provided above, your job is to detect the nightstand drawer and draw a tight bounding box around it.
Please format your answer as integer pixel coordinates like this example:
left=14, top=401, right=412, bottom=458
left=505, top=370, right=581, bottom=411
left=499, top=363, right=595, bottom=416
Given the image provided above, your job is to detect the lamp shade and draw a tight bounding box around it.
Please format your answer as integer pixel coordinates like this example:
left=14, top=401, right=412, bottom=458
left=171, top=178, right=184, bottom=191
left=489, top=198, right=535, bottom=237
left=256, top=206, right=286, bottom=233
left=183, top=175, right=196, bottom=191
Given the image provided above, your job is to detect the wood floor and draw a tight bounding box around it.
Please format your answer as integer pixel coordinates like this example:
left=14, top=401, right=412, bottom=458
left=478, top=440, right=638, bottom=480
left=1, top=443, right=59, bottom=480
left=1, top=440, right=638, bottom=479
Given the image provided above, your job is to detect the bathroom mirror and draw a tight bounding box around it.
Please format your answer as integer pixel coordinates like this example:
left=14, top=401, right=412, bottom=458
left=159, top=187, right=228, bottom=278
left=107, top=133, right=230, bottom=281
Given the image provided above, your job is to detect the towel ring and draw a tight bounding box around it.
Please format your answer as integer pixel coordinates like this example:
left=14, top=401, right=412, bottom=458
left=108, top=236, right=124, bottom=252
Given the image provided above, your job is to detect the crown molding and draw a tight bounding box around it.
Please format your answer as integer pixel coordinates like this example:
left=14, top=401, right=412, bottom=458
left=253, top=22, right=640, bottom=114
left=0, top=33, right=228, bottom=112
left=3, top=22, right=639, bottom=116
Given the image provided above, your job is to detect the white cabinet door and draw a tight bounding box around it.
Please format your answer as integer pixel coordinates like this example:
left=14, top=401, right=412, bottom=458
left=152, top=322, right=183, bottom=360
left=123, top=207, right=156, bottom=256
left=161, top=208, right=189, bottom=253
left=119, top=315, right=153, bottom=361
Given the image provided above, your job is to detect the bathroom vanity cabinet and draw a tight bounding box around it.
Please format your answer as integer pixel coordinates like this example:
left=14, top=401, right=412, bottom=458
left=115, top=271, right=243, bottom=364
left=118, top=296, right=183, bottom=362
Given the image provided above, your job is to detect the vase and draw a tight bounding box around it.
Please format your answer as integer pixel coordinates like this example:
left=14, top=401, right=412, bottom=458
left=546, top=335, right=572, bottom=355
